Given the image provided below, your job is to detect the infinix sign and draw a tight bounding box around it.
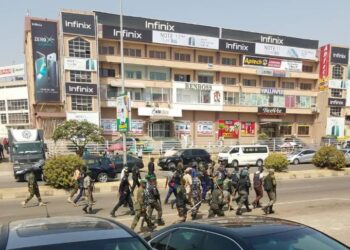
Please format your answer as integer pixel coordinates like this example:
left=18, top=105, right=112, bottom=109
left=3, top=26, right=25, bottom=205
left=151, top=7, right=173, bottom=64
left=219, top=39, right=255, bottom=54
left=65, top=82, right=97, bottom=96
left=62, top=12, right=96, bottom=37
left=145, top=21, right=175, bottom=31
left=260, top=35, right=284, bottom=45
left=102, top=25, right=152, bottom=42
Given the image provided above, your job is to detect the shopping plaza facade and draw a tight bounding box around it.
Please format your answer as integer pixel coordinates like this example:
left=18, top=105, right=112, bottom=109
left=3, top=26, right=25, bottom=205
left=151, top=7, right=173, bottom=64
left=22, top=9, right=350, bottom=146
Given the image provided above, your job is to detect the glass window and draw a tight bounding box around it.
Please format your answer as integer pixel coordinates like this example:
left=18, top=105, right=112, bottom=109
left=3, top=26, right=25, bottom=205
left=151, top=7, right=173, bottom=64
left=150, top=72, right=167, bottom=81
left=126, top=70, right=142, bottom=80
left=224, top=92, right=235, bottom=104
left=282, top=82, right=295, bottom=89
left=174, top=74, right=191, bottom=82
left=145, top=88, right=170, bottom=102
left=69, top=37, right=91, bottom=58
left=99, top=46, right=115, bottom=55
left=150, top=233, right=171, bottom=250
left=198, top=55, right=214, bottom=64
left=330, top=107, right=342, bottom=117
left=149, top=50, right=166, bottom=59
left=7, top=99, right=28, bottom=111
left=175, top=53, right=191, bottom=62
left=300, top=83, right=312, bottom=90
left=285, top=95, right=296, bottom=108
left=124, top=48, right=142, bottom=57
left=176, top=88, right=210, bottom=104
left=243, top=79, right=257, bottom=87
left=100, top=68, right=116, bottom=77
left=202, top=233, right=240, bottom=250
left=198, top=75, right=213, bottom=84
left=0, top=114, right=7, bottom=124
left=8, top=113, right=29, bottom=124
left=221, top=57, right=237, bottom=65
left=107, top=86, right=118, bottom=99
left=298, top=126, right=310, bottom=135
left=332, top=64, right=344, bottom=79
left=331, top=89, right=342, bottom=98
left=222, top=77, right=236, bottom=85
left=70, top=71, right=91, bottom=83
left=297, top=96, right=311, bottom=108
left=273, top=95, right=285, bottom=107
left=262, top=80, right=276, bottom=88
left=280, top=125, right=292, bottom=136
left=0, top=100, right=5, bottom=111
left=167, top=229, right=206, bottom=250
left=71, top=95, right=93, bottom=111
left=302, top=65, right=313, bottom=73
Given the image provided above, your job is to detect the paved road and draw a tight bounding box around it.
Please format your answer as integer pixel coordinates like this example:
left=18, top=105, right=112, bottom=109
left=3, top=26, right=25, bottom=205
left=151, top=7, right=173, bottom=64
left=0, top=176, right=349, bottom=246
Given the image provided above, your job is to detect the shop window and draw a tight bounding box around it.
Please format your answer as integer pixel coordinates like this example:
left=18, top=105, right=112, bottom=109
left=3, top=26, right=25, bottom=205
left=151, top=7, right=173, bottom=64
left=149, top=72, right=167, bottom=81
left=0, top=100, right=5, bottom=111
left=222, top=77, right=236, bottom=85
left=285, top=95, right=296, bottom=108
left=174, top=53, right=191, bottom=62
left=69, top=37, right=91, bottom=58
left=176, top=88, right=210, bottom=104
left=330, top=107, right=341, bottom=117
left=331, top=89, right=342, bottom=98
left=296, top=96, right=311, bottom=108
left=332, top=64, right=344, bottom=79
left=70, top=71, right=91, bottom=83
left=280, top=125, right=292, bottom=136
left=0, top=114, right=7, bottom=124
left=149, top=50, right=166, bottom=59
left=124, top=48, right=141, bottom=57
left=100, top=68, right=116, bottom=77
left=198, top=55, right=213, bottom=64
left=223, top=92, right=235, bottom=104
left=198, top=74, right=213, bottom=84
left=174, top=74, right=191, bottom=82
left=302, top=65, right=313, bottom=73
left=298, top=126, right=310, bottom=136
left=300, top=83, right=312, bottom=90
left=221, top=57, right=236, bottom=65
left=126, top=70, right=142, bottom=80
left=243, top=79, right=257, bottom=87
left=99, top=46, right=115, bottom=55
left=273, top=95, right=285, bottom=107
left=8, top=113, right=29, bottom=124
left=71, top=95, right=93, bottom=111
left=145, top=88, right=170, bottom=102
left=282, top=82, right=294, bottom=89
left=262, top=80, right=276, bottom=88
left=7, top=99, right=28, bottom=111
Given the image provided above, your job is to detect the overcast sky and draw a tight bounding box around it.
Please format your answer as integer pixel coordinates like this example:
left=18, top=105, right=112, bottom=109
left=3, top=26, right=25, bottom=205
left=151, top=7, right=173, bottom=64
left=0, top=0, right=349, bottom=66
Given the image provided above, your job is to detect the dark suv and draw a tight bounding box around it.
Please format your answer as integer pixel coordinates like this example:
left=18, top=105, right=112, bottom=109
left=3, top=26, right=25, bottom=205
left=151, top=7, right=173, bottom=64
left=158, top=149, right=211, bottom=170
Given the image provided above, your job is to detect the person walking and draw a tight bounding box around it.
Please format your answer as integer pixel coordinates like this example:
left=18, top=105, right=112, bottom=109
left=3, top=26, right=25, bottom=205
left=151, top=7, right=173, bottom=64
left=21, top=168, right=44, bottom=207
left=148, top=157, right=155, bottom=178
left=208, top=179, right=226, bottom=218
left=131, top=179, right=155, bottom=231
left=82, top=170, right=94, bottom=214
left=164, top=169, right=177, bottom=204
left=262, top=169, right=277, bottom=215
left=131, top=165, right=141, bottom=194
left=252, top=167, right=264, bottom=208
left=146, top=176, right=165, bottom=225
left=0, top=143, right=4, bottom=159
left=223, top=172, right=234, bottom=211
left=176, top=178, right=191, bottom=222
left=110, top=169, right=135, bottom=217
left=191, top=170, right=202, bottom=220
left=137, top=146, right=143, bottom=160
left=236, top=168, right=252, bottom=215
left=183, top=167, right=192, bottom=202
left=73, top=170, right=86, bottom=206
left=67, top=167, right=81, bottom=203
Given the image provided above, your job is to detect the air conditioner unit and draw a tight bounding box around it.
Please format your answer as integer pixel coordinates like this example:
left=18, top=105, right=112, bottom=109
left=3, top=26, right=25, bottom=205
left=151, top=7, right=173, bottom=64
left=311, top=107, right=318, bottom=113
left=146, top=101, right=152, bottom=107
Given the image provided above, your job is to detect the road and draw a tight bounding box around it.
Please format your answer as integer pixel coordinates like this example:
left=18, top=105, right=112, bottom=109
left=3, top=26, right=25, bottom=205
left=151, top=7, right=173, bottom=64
left=0, top=176, right=349, bottom=246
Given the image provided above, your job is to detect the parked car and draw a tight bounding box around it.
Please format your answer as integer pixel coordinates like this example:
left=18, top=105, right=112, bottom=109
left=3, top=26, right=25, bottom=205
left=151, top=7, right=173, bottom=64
left=287, top=149, right=316, bottom=165
left=147, top=216, right=349, bottom=250
left=0, top=216, right=152, bottom=250
left=341, top=149, right=350, bottom=165
left=112, top=154, right=144, bottom=172
left=84, top=156, right=117, bottom=182
left=158, top=148, right=211, bottom=170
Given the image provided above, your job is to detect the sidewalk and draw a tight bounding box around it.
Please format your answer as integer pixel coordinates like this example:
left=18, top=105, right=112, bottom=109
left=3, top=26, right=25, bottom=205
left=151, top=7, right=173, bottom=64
left=0, top=160, right=12, bottom=177
left=1, top=168, right=349, bottom=201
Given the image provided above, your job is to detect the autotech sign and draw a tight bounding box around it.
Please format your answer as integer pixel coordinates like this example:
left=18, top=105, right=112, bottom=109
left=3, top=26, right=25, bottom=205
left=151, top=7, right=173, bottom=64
left=243, top=55, right=302, bottom=72
left=219, top=39, right=255, bottom=54
left=62, top=12, right=95, bottom=36
left=331, top=47, right=349, bottom=65
left=102, top=25, right=152, bottom=42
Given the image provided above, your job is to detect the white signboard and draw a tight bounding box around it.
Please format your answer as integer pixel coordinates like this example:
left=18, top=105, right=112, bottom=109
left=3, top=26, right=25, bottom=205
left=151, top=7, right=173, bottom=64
left=255, top=43, right=317, bottom=60
left=175, top=120, right=191, bottom=137
left=0, top=64, right=25, bottom=79
left=328, top=79, right=348, bottom=90
left=197, top=121, right=213, bottom=136
left=153, top=30, right=219, bottom=50
left=326, top=117, right=345, bottom=137
left=67, top=112, right=99, bottom=126
left=10, top=129, right=38, bottom=142
left=101, top=119, right=117, bottom=135
left=64, top=58, right=97, bottom=71
left=138, top=107, right=182, bottom=117
left=130, top=119, right=144, bottom=135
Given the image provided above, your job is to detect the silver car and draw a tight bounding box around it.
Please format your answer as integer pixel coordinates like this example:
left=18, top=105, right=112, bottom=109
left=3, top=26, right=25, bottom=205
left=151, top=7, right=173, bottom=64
left=287, top=149, right=316, bottom=165
left=341, top=149, right=350, bottom=165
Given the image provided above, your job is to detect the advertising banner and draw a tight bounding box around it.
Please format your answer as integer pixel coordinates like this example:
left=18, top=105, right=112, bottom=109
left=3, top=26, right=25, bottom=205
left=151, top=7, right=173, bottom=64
left=152, top=30, right=219, bottom=50
left=130, top=119, right=144, bottom=135
left=31, top=20, right=60, bottom=102
left=61, top=12, right=96, bottom=37
left=326, top=117, right=345, bottom=137
left=258, top=107, right=286, bottom=115
left=240, top=122, right=256, bottom=137
left=328, top=80, right=348, bottom=89
left=102, top=25, right=152, bottom=42
left=138, top=107, right=182, bottom=117
left=217, top=120, right=240, bottom=139
left=255, top=43, right=317, bottom=60
left=65, top=82, right=97, bottom=96
left=101, top=119, right=117, bottom=135
left=328, top=98, right=346, bottom=107
left=0, top=64, right=25, bottom=79
left=116, top=94, right=130, bottom=132
left=64, top=58, right=97, bottom=71
left=66, top=112, right=99, bottom=126
left=331, top=47, right=349, bottom=65
left=175, top=120, right=191, bottom=137
left=197, top=121, right=213, bottom=136
left=243, top=55, right=302, bottom=72
left=319, top=45, right=330, bottom=86
left=219, top=39, right=255, bottom=54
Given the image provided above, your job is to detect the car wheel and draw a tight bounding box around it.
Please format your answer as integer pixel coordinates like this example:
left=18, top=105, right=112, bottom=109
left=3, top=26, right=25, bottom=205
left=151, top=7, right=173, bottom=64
left=232, top=160, right=239, bottom=168
left=256, top=159, right=263, bottom=167
left=293, top=159, right=299, bottom=165
left=97, top=172, right=108, bottom=183
left=167, top=162, right=176, bottom=170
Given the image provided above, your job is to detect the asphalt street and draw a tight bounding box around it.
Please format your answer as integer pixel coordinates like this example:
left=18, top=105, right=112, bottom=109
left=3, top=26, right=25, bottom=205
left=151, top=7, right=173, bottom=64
left=0, top=176, right=349, bottom=246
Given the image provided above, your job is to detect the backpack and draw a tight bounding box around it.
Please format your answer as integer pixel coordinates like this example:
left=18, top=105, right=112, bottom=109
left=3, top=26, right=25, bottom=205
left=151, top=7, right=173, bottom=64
left=253, top=172, right=262, bottom=188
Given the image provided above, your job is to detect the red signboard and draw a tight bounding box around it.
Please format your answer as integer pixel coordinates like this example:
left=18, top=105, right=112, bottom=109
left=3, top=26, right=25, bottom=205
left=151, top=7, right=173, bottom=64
left=217, top=120, right=240, bottom=138
left=241, top=122, right=256, bottom=137
left=319, top=44, right=330, bottom=86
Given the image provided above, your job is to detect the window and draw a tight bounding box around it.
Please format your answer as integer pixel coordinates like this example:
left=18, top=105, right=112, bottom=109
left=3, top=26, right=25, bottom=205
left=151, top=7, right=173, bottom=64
left=174, top=74, right=191, bottom=82
left=99, top=46, right=115, bottom=55
left=243, top=79, right=257, bottom=87
left=149, top=72, right=167, bottom=81
left=222, top=77, right=237, bottom=85
left=150, top=233, right=171, bottom=250
left=145, top=88, right=170, bottom=102
left=242, top=146, right=268, bottom=153
left=0, top=100, right=5, bottom=111
left=71, top=95, right=93, bottom=111
left=126, top=70, right=142, bottom=80
left=167, top=229, right=206, bottom=250
left=332, top=64, right=344, bottom=79
left=0, top=114, right=6, bottom=124
left=300, top=83, right=312, bottom=90
left=70, top=71, right=91, bottom=83
left=198, top=55, right=213, bottom=64
left=69, top=37, right=91, bottom=58
left=280, top=125, right=292, bottom=136
left=7, top=99, right=28, bottom=111
left=176, top=88, right=210, bottom=104
left=221, top=57, right=237, bottom=65
left=331, top=88, right=342, bottom=98
left=282, top=82, right=295, bottom=89
left=100, top=68, right=115, bottom=77
left=8, top=113, right=29, bottom=124
left=175, top=52, right=191, bottom=62
left=198, top=75, right=214, bottom=83
left=202, top=233, right=241, bottom=250
left=223, top=92, right=238, bottom=105
left=302, top=65, right=313, bottom=72
left=262, top=80, right=276, bottom=88
left=330, top=107, right=341, bottom=117
left=285, top=95, right=296, bottom=108
left=124, top=48, right=141, bottom=57
left=149, top=50, right=166, bottom=59
left=298, top=126, right=310, bottom=136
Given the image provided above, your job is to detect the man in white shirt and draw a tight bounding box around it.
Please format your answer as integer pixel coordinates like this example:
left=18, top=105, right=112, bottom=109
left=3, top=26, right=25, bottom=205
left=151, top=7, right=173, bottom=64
left=252, top=167, right=264, bottom=208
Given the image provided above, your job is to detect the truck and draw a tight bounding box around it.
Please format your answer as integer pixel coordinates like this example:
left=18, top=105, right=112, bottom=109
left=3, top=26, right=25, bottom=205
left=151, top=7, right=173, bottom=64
left=8, top=129, right=45, bottom=181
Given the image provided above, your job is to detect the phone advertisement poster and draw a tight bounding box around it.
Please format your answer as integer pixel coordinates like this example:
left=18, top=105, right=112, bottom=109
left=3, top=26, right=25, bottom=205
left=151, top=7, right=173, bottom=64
left=241, top=122, right=256, bottom=137
left=116, top=94, right=130, bottom=132
left=217, top=120, right=240, bottom=139
left=31, top=20, right=60, bottom=102
left=197, top=121, right=213, bottom=136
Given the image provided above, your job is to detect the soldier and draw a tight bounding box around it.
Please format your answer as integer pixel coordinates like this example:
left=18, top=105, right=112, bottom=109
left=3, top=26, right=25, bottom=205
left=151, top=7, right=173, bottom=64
left=236, top=168, right=252, bottom=215
left=131, top=180, right=155, bottom=231
left=131, top=165, right=141, bottom=194
left=183, top=168, right=192, bottom=202
left=164, top=169, right=177, bottom=205
left=198, top=162, right=210, bottom=202
left=208, top=179, right=226, bottom=218
left=148, top=157, right=156, bottom=178
left=82, top=170, right=94, bottom=214
left=146, top=176, right=165, bottom=225
left=223, top=172, right=234, bottom=211
left=21, top=168, right=44, bottom=207
left=262, top=169, right=277, bottom=214
left=176, top=178, right=191, bottom=222
left=191, top=170, right=202, bottom=220
left=110, top=169, right=135, bottom=217
left=252, top=166, right=264, bottom=208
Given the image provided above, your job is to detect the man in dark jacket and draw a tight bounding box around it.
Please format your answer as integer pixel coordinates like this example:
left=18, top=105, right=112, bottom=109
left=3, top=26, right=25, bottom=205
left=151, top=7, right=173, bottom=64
left=262, top=169, right=277, bottom=214
left=208, top=179, right=226, bottom=218
left=131, top=165, right=141, bottom=194
left=252, top=167, right=264, bottom=208
left=146, top=176, right=165, bottom=225
left=148, top=157, right=155, bottom=177
left=236, top=169, right=252, bottom=215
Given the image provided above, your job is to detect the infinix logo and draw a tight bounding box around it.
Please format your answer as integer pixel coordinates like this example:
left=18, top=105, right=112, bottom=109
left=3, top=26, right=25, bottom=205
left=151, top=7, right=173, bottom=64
left=65, top=20, right=92, bottom=30
left=69, top=85, right=94, bottom=93
left=226, top=42, right=249, bottom=51
left=113, top=29, right=142, bottom=39
left=261, top=35, right=284, bottom=45
left=145, top=21, right=175, bottom=31
left=333, top=53, right=346, bottom=59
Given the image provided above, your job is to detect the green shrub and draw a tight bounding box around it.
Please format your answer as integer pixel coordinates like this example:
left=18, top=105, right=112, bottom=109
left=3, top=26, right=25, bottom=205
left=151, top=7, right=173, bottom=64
left=312, top=146, right=346, bottom=170
left=44, top=155, right=85, bottom=189
left=264, top=153, right=288, bottom=172
left=258, top=133, right=269, bottom=140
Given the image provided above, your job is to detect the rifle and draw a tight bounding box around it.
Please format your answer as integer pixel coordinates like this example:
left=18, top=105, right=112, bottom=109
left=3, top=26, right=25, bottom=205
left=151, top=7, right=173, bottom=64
left=187, top=201, right=202, bottom=213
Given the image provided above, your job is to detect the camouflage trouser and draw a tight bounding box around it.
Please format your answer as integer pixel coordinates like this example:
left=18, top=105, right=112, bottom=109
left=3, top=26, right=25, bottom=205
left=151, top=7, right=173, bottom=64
left=69, top=181, right=79, bottom=198
left=208, top=206, right=224, bottom=218
left=191, top=193, right=201, bottom=218
left=131, top=209, right=152, bottom=230
left=177, top=204, right=188, bottom=222
left=83, top=188, right=93, bottom=212
left=147, top=201, right=162, bottom=220
left=237, top=190, right=249, bottom=210
left=25, top=186, right=41, bottom=203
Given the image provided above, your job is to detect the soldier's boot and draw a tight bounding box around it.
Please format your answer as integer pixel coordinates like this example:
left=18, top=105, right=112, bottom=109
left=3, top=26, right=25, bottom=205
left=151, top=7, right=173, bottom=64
left=38, top=202, right=45, bottom=206
left=269, top=206, right=275, bottom=214
left=246, top=205, right=252, bottom=212
left=157, top=218, right=165, bottom=226
left=262, top=206, right=269, bottom=215
left=130, top=210, right=135, bottom=216
left=21, top=201, right=27, bottom=208
left=67, top=197, right=73, bottom=203
left=110, top=211, right=116, bottom=218
left=236, top=208, right=242, bottom=215
left=82, top=206, right=88, bottom=214
left=88, top=207, right=93, bottom=214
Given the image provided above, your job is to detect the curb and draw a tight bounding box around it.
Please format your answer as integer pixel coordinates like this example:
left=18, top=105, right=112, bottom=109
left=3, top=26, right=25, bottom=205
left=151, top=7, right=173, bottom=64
left=1, top=169, right=350, bottom=201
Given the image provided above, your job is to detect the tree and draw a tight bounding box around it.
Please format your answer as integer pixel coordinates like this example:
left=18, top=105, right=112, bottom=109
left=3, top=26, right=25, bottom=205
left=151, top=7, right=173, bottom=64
left=53, top=120, right=105, bottom=156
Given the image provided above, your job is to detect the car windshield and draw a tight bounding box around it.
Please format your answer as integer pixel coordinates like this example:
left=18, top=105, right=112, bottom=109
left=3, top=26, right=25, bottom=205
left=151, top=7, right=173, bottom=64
left=13, top=142, right=42, bottom=154
left=246, top=227, right=348, bottom=250
left=221, top=147, right=231, bottom=153
left=13, top=237, right=149, bottom=250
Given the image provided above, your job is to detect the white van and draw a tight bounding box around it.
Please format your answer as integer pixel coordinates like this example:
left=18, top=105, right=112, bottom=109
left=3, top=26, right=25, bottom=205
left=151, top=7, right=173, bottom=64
left=218, top=145, right=269, bottom=167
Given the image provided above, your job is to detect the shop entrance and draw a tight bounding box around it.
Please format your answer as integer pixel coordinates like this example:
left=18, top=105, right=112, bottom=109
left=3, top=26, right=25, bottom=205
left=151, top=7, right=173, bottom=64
left=149, top=121, right=172, bottom=138
left=259, top=123, right=279, bottom=138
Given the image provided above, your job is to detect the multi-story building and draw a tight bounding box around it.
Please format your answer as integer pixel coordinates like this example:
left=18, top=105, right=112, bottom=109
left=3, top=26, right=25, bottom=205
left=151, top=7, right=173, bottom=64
left=25, top=10, right=323, bottom=145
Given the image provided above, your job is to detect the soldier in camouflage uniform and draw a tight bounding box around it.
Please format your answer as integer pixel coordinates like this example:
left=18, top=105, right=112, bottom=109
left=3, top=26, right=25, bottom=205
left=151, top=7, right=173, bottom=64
left=131, top=180, right=155, bottom=231
left=146, top=176, right=165, bottom=225
left=82, top=170, right=94, bottom=214
left=21, top=168, right=44, bottom=207
left=191, top=170, right=202, bottom=220
left=176, top=178, right=191, bottom=222
left=208, top=179, right=226, bottom=217
left=236, top=168, right=252, bottom=215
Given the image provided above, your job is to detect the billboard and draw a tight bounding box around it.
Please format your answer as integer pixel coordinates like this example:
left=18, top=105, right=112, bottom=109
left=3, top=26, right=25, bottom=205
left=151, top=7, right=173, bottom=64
left=0, top=64, right=25, bottom=79
left=64, top=58, right=97, bottom=71
left=328, top=80, right=348, bottom=89
left=31, top=20, right=60, bottom=102
left=240, top=122, right=256, bottom=137
left=331, top=47, right=349, bottom=65
left=217, top=120, right=240, bottom=139
left=258, top=107, right=286, bottom=115
left=65, top=82, right=97, bottom=96
left=130, top=119, right=144, bottom=135
left=61, top=12, right=96, bottom=37
left=66, top=112, right=99, bottom=126
left=197, top=121, right=213, bottom=136
left=101, top=118, right=117, bottom=135
left=328, top=98, right=346, bottom=107
left=255, top=43, right=317, bottom=60
left=116, top=94, right=130, bottom=132
left=319, top=45, right=330, bottom=87
left=219, top=39, right=255, bottom=54
left=326, top=117, right=345, bottom=137
left=243, top=55, right=302, bottom=72
left=102, top=25, right=152, bottom=42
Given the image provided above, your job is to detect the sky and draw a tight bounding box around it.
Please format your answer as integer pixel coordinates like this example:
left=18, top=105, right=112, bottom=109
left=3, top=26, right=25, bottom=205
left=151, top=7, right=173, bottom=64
left=0, top=0, right=350, bottom=67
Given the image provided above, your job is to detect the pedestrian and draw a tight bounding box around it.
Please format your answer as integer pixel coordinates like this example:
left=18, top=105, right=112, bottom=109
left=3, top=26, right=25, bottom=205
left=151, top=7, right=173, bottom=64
left=137, top=146, right=143, bottom=160
left=223, top=172, right=234, bottom=211
left=207, top=161, right=215, bottom=194
left=164, top=169, right=177, bottom=204
left=236, top=168, right=252, bottom=215
left=110, top=169, right=135, bottom=217
left=208, top=179, right=226, bottom=218
left=262, top=169, right=277, bottom=215
left=131, top=165, right=141, bottom=194
left=176, top=178, right=191, bottom=222
left=183, top=167, right=192, bottom=201
left=2, top=138, right=9, bottom=154
left=191, top=169, right=202, bottom=220
left=146, top=175, right=165, bottom=225
left=199, top=162, right=210, bottom=202
left=252, top=166, right=264, bottom=208
left=215, top=162, right=227, bottom=181
left=0, top=143, right=4, bottom=159
left=21, top=168, right=44, bottom=207
left=82, top=170, right=94, bottom=214
left=73, top=170, right=86, bottom=206
left=67, top=166, right=81, bottom=203
left=148, top=157, right=155, bottom=178
left=131, top=179, right=155, bottom=231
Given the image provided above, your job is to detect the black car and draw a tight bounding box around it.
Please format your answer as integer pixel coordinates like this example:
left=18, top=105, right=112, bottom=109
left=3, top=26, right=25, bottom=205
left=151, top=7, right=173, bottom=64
left=148, top=216, right=349, bottom=250
left=158, top=149, right=211, bottom=170
left=0, top=216, right=152, bottom=250
left=84, top=156, right=117, bottom=182
left=13, top=160, right=45, bottom=182
left=112, top=154, right=144, bottom=173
